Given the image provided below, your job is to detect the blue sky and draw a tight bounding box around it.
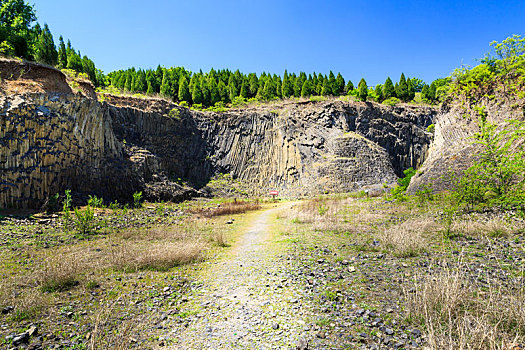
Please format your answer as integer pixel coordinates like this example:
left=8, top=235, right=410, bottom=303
left=35, top=0, right=524, bottom=85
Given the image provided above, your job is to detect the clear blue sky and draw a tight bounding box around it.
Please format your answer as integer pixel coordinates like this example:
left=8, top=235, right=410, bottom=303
left=34, top=0, right=524, bottom=85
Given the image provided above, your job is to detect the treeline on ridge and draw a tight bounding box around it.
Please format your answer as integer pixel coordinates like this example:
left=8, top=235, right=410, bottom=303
left=0, top=0, right=446, bottom=108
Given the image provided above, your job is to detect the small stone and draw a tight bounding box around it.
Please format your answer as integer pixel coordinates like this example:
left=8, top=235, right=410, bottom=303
left=163, top=286, right=170, bottom=292
left=226, top=219, right=234, bottom=224
left=385, top=327, right=394, bottom=335
left=27, top=326, right=38, bottom=337
left=296, top=337, right=308, bottom=350
left=1, top=306, right=13, bottom=314
left=272, top=323, right=279, bottom=330
left=348, top=266, right=356, bottom=272
left=316, top=331, right=326, bottom=339
left=12, top=332, right=29, bottom=346
left=411, top=329, right=422, bottom=338
left=340, top=260, right=349, bottom=265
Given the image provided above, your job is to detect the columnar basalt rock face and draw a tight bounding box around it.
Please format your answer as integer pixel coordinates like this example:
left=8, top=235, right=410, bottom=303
left=0, top=93, right=137, bottom=208
left=0, top=89, right=436, bottom=209
left=407, top=95, right=525, bottom=194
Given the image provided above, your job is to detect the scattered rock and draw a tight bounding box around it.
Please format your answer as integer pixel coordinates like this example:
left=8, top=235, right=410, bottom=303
left=296, top=337, right=308, bottom=350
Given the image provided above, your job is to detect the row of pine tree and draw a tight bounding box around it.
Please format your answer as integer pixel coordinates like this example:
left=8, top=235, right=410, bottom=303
left=0, top=0, right=443, bottom=107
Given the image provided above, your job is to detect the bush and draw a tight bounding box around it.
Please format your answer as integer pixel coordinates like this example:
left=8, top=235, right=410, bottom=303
left=382, top=97, right=400, bottom=106
left=452, top=108, right=525, bottom=214
left=88, top=195, right=104, bottom=208
left=390, top=168, right=416, bottom=200
left=133, top=191, right=143, bottom=208
left=73, top=206, right=95, bottom=236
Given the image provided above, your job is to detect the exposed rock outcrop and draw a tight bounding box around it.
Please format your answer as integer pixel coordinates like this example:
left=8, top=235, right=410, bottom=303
left=407, top=93, right=525, bottom=194
left=0, top=62, right=437, bottom=208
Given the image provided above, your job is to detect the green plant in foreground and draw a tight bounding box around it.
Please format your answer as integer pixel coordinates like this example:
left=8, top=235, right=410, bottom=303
left=73, top=206, right=95, bottom=236
left=87, top=195, right=104, bottom=208
left=452, top=107, right=525, bottom=214
left=390, top=167, right=416, bottom=201
left=133, top=191, right=143, bottom=208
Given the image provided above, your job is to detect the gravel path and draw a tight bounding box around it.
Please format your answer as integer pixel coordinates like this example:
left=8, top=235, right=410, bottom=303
left=170, top=205, right=310, bottom=349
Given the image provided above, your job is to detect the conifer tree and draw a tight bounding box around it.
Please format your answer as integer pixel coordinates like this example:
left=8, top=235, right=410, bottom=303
left=396, top=73, right=409, bottom=101
left=421, top=84, right=430, bottom=101
left=407, top=77, right=415, bottom=101
left=240, top=81, right=248, bottom=99
left=57, top=36, right=67, bottom=68
left=383, top=77, right=395, bottom=99
left=160, top=70, right=171, bottom=97
left=282, top=70, right=293, bottom=98
left=301, top=80, right=312, bottom=97
left=335, top=73, right=345, bottom=95
left=273, top=75, right=282, bottom=99
left=67, top=51, right=83, bottom=72
left=146, top=82, right=154, bottom=95
left=209, top=77, right=220, bottom=105
left=429, top=81, right=437, bottom=101
left=34, top=24, right=57, bottom=66
left=328, top=71, right=336, bottom=95
left=345, top=80, right=354, bottom=94
left=248, top=74, right=258, bottom=98
left=357, top=78, right=368, bottom=102
left=321, top=79, right=331, bottom=96
left=178, top=76, right=191, bottom=103
left=191, top=78, right=203, bottom=105
left=374, top=84, right=383, bottom=102
left=218, top=80, right=228, bottom=103
left=228, top=75, right=238, bottom=102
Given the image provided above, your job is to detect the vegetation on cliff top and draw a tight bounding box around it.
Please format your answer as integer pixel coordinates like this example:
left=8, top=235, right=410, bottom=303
left=0, top=0, right=435, bottom=108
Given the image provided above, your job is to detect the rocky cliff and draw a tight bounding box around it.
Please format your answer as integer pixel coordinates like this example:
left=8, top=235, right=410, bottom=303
left=0, top=61, right=437, bottom=209
left=407, top=91, right=525, bottom=194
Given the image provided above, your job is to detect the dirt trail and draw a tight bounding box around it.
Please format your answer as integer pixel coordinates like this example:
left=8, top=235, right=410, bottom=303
left=170, top=204, right=308, bottom=349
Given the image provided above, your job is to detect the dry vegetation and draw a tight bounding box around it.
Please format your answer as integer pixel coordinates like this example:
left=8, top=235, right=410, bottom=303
left=0, top=199, right=264, bottom=349
left=281, top=193, right=525, bottom=349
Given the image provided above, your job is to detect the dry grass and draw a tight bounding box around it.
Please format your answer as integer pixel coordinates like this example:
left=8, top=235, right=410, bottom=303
left=452, top=217, right=514, bottom=238
left=405, top=267, right=525, bottom=349
left=203, top=200, right=261, bottom=217
left=88, top=300, right=146, bottom=350
left=37, top=254, right=82, bottom=292
left=109, top=241, right=205, bottom=272
left=379, top=218, right=440, bottom=257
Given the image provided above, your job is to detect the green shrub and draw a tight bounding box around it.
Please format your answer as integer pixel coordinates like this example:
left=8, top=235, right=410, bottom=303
left=426, top=124, right=435, bottom=133
left=168, top=108, right=181, bottom=120
left=133, top=191, right=143, bottom=208
left=452, top=108, right=525, bottom=214
left=73, top=206, right=95, bottom=236
left=87, top=195, right=104, bottom=208
left=382, top=97, right=400, bottom=106
left=390, top=168, right=416, bottom=201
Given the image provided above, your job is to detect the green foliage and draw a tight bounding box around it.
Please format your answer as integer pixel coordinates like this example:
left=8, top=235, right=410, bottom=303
left=382, top=97, right=400, bottom=106
left=396, top=73, right=409, bottom=101
left=87, top=195, right=104, bottom=208
left=451, top=108, right=525, bottom=214
left=73, top=205, right=95, bottom=236
left=63, top=189, right=72, bottom=211
left=168, top=108, right=181, bottom=120
left=33, top=23, right=57, bottom=65
left=374, top=84, right=383, bottom=102
left=390, top=168, right=416, bottom=201
left=426, top=124, right=435, bottom=133
left=133, top=191, right=143, bottom=208
left=382, top=77, right=396, bottom=99
left=357, top=78, right=368, bottom=102
left=317, top=203, right=328, bottom=216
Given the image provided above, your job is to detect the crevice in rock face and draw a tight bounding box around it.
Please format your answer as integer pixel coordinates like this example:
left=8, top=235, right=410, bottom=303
left=0, top=92, right=437, bottom=209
